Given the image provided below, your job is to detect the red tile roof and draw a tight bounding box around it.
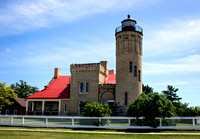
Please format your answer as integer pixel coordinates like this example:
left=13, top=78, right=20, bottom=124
left=104, top=74, right=116, bottom=84
left=27, top=76, right=71, bottom=99
left=14, top=98, right=26, bottom=107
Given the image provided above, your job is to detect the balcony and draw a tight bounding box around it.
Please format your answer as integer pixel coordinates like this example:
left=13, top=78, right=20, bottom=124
left=115, top=24, right=143, bottom=35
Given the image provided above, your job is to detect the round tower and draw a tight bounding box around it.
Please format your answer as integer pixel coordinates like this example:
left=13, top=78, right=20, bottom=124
left=115, top=15, right=143, bottom=113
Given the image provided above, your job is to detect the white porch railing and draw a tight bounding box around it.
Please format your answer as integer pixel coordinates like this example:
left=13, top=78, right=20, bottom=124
left=0, top=115, right=200, bottom=129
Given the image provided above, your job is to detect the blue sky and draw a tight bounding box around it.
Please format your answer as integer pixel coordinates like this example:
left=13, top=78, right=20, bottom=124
left=0, top=0, right=200, bottom=106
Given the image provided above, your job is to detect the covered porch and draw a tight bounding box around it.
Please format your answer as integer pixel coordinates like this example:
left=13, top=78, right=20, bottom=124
left=26, top=99, right=61, bottom=115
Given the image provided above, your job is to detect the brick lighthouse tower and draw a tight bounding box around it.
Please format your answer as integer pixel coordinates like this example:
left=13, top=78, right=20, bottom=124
left=115, top=15, right=143, bottom=114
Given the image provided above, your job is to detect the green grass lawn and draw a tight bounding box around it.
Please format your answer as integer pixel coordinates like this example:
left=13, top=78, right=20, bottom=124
left=0, top=126, right=200, bottom=139
left=0, top=130, right=200, bottom=139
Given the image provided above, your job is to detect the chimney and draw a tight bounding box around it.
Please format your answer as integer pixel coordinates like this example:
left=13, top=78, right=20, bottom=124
left=109, top=69, right=115, bottom=74
left=54, top=68, right=61, bottom=78
left=100, top=61, right=108, bottom=69
left=100, top=61, right=108, bottom=82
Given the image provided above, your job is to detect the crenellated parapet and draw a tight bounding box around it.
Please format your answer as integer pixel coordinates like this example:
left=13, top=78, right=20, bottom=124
left=70, top=63, right=100, bottom=73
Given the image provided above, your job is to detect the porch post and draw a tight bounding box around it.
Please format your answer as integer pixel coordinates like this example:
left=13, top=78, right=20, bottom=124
left=42, top=100, right=45, bottom=114
left=31, top=102, right=34, bottom=111
left=59, top=100, right=61, bottom=115
left=26, top=100, right=29, bottom=114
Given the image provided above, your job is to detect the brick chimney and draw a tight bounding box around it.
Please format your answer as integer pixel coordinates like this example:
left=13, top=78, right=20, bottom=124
left=54, top=68, right=61, bottom=78
left=100, top=61, right=108, bottom=69
left=109, top=69, right=115, bottom=74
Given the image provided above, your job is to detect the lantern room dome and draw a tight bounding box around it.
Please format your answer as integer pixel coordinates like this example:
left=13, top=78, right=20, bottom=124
left=115, top=15, right=143, bottom=35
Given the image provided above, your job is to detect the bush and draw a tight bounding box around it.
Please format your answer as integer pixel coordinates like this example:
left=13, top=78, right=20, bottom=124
left=80, top=102, right=112, bottom=126
left=127, top=93, right=175, bottom=128
left=81, top=102, right=112, bottom=117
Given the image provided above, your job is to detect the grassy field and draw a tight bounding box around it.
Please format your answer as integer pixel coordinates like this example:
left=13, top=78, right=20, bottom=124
left=0, top=126, right=200, bottom=139
left=1, top=130, right=200, bottom=139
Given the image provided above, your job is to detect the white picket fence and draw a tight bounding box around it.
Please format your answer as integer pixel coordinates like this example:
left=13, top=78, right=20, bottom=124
left=0, top=115, right=200, bottom=129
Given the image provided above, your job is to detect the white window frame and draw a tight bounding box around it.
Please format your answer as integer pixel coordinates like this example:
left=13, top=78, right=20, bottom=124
left=85, top=82, right=89, bottom=94
left=79, top=82, right=83, bottom=94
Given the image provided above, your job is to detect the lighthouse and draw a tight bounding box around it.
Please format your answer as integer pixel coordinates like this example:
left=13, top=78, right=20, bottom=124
left=115, top=15, right=143, bottom=113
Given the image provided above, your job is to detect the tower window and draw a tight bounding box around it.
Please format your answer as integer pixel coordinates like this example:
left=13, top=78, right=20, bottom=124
left=79, top=82, right=83, bottom=94
left=125, top=92, right=128, bottom=106
left=85, top=82, right=89, bottom=94
left=129, top=62, right=133, bottom=73
left=138, top=70, right=141, bottom=81
left=134, top=66, right=137, bottom=77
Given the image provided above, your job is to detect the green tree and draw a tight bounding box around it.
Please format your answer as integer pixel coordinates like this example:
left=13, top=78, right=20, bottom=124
left=127, top=93, right=175, bottom=128
left=161, top=85, right=190, bottom=116
left=174, top=101, right=189, bottom=116
left=81, top=102, right=112, bottom=117
left=184, top=106, right=200, bottom=116
left=162, top=85, right=182, bottom=104
left=142, top=84, right=153, bottom=94
left=11, top=80, right=39, bottom=98
left=0, top=82, right=18, bottom=107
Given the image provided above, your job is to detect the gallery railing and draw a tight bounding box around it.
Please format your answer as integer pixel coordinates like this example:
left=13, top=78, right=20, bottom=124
left=0, top=115, right=200, bottom=129
left=115, top=25, right=143, bottom=35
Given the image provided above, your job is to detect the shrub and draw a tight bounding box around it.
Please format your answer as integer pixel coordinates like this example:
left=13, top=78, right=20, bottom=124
left=80, top=102, right=112, bottom=126
left=81, top=102, right=112, bottom=117
left=127, top=93, right=175, bottom=128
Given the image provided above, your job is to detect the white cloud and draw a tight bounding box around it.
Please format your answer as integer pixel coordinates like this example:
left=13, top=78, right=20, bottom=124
left=144, top=19, right=200, bottom=57
left=0, top=0, right=145, bottom=36
left=143, top=55, right=200, bottom=74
